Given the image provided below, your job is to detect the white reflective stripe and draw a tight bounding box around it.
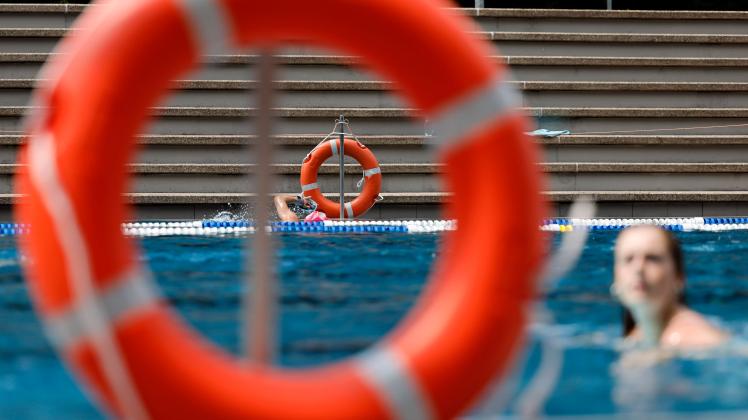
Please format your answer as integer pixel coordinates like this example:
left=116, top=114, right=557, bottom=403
left=176, top=0, right=232, bottom=56
left=429, top=76, right=522, bottom=151
left=301, top=183, right=319, bottom=192
left=363, top=167, right=381, bottom=177
left=46, top=267, right=160, bottom=349
left=28, top=132, right=150, bottom=420
left=329, top=139, right=338, bottom=157
left=355, top=345, right=433, bottom=420
left=345, top=202, right=354, bottom=218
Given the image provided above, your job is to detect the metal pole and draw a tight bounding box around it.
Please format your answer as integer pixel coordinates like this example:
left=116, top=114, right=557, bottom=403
left=245, top=49, right=276, bottom=363
left=338, top=115, right=345, bottom=219
left=475, top=0, right=484, bottom=9
left=607, top=0, right=612, bottom=10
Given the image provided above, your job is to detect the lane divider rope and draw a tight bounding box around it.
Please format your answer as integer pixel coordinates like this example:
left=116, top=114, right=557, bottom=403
left=3, top=217, right=748, bottom=237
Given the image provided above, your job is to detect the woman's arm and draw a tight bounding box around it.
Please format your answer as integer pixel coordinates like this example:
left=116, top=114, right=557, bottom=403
left=274, top=195, right=299, bottom=222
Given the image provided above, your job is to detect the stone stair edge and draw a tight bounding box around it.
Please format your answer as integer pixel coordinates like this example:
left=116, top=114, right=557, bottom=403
left=3, top=191, right=748, bottom=205
left=6, top=106, right=748, bottom=118
left=3, top=4, right=748, bottom=20
left=5, top=53, right=748, bottom=68
left=541, top=135, right=748, bottom=145
left=488, top=32, right=748, bottom=43
left=0, top=134, right=430, bottom=145
left=472, top=8, right=748, bottom=20
left=0, top=4, right=84, bottom=13
left=8, top=79, right=748, bottom=92
left=4, top=4, right=748, bottom=21
left=3, top=162, right=748, bottom=174
left=6, top=28, right=748, bottom=44
left=122, top=191, right=748, bottom=204
left=6, top=134, right=748, bottom=146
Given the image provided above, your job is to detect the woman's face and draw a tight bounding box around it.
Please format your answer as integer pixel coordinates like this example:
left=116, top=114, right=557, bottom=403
left=613, top=226, right=682, bottom=311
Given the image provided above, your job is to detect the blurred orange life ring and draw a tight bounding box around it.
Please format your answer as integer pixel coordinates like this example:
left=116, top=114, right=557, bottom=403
left=16, top=0, right=545, bottom=418
left=300, top=138, right=382, bottom=218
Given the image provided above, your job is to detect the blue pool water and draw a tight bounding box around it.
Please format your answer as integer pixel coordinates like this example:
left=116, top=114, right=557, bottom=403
left=2, top=230, right=748, bottom=417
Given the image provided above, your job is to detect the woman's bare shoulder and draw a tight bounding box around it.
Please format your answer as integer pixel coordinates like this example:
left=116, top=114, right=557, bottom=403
left=662, top=307, right=728, bottom=349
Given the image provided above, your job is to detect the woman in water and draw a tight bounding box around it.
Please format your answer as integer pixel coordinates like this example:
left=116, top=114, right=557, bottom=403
left=612, top=225, right=727, bottom=349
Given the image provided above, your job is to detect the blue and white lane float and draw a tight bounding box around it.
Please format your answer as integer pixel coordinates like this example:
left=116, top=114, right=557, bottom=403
left=1, top=218, right=748, bottom=237
left=117, top=217, right=748, bottom=235
left=122, top=219, right=457, bottom=236
left=0, top=223, right=31, bottom=235
left=541, top=217, right=748, bottom=233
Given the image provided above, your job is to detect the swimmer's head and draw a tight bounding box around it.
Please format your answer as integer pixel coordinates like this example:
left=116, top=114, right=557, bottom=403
left=290, top=196, right=318, bottom=218
left=612, top=225, right=685, bottom=335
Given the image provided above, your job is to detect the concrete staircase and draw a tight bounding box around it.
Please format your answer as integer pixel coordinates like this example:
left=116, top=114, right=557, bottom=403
left=2, top=4, right=748, bottom=219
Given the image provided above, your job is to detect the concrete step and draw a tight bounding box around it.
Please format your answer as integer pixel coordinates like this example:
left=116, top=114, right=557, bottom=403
left=541, top=135, right=748, bottom=163
left=4, top=163, right=748, bottom=194
left=6, top=5, right=748, bottom=35
left=0, top=28, right=63, bottom=53
left=5, top=134, right=748, bottom=164
left=531, top=107, right=748, bottom=135
left=469, top=9, right=748, bottom=34
left=0, top=53, right=380, bottom=80
left=4, top=53, right=748, bottom=84
left=507, top=56, right=748, bottom=83
left=544, top=163, right=748, bottom=192
left=0, top=79, right=406, bottom=108
left=7, top=106, right=748, bottom=136
left=0, top=4, right=82, bottom=29
left=521, top=81, right=748, bottom=108
left=0, top=191, right=447, bottom=220
left=6, top=6, right=748, bottom=35
left=2, top=190, right=748, bottom=219
left=9, top=79, right=748, bottom=109
left=551, top=191, right=748, bottom=218
left=3, top=163, right=440, bottom=194
left=4, top=29, right=748, bottom=58
left=490, top=32, right=748, bottom=58
left=0, top=134, right=431, bottom=164
left=0, top=106, right=424, bottom=135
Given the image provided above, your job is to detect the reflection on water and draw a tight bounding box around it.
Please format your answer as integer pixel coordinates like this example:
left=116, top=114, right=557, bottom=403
left=2, top=231, right=748, bottom=417
left=612, top=343, right=748, bottom=413
left=500, top=231, right=748, bottom=416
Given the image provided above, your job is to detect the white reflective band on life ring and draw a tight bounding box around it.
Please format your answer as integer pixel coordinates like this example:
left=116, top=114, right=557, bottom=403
left=301, top=182, right=319, bottom=192
left=176, top=0, right=232, bottom=56
left=45, top=267, right=159, bottom=349
left=355, top=346, right=433, bottom=420
left=430, top=76, right=522, bottom=151
left=27, top=132, right=149, bottom=420
left=363, top=167, right=381, bottom=177
left=345, top=202, right=354, bottom=218
left=329, top=139, right=338, bottom=157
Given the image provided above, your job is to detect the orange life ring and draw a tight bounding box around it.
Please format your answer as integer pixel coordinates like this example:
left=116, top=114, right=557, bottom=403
left=300, top=139, right=382, bottom=218
left=16, top=0, right=545, bottom=418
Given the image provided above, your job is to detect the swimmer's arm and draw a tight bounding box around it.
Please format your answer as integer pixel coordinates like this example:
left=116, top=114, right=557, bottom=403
left=274, top=194, right=299, bottom=222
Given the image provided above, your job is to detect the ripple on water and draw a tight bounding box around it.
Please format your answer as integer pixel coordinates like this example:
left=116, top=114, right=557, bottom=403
left=2, top=231, right=748, bottom=417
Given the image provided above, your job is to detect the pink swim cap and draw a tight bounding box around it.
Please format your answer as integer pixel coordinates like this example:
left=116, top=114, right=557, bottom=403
left=304, top=210, right=327, bottom=222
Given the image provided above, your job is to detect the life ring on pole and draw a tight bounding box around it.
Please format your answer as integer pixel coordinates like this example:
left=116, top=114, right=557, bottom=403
left=300, top=139, right=382, bottom=218
left=16, top=0, right=545, bottom=418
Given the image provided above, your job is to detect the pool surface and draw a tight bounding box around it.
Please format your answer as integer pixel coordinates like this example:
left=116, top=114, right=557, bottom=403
left=2, top=230, right=748, bottom=417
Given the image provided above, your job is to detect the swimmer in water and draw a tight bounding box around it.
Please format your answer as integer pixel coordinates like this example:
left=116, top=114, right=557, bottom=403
left=273, top=194, right=325, bottom=222
left=612, top=225, right=727, bottom=350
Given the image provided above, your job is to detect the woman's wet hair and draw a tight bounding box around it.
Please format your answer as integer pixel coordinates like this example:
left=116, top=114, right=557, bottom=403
left=619, top=226, right=686, bottom=336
